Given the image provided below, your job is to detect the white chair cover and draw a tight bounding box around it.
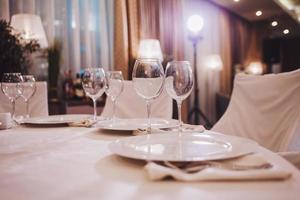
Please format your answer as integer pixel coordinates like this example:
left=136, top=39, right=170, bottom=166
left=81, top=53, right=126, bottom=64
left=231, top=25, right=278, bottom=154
left=212, top=69, right=300, bottom=152
left=0, top=81, right=48, bottom=117
left=101, top=80, right=172, bottom=119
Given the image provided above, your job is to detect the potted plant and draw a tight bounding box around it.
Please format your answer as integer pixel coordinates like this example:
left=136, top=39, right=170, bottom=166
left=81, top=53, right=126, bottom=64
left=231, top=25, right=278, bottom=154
left=0, top=20, right=40, bottom=80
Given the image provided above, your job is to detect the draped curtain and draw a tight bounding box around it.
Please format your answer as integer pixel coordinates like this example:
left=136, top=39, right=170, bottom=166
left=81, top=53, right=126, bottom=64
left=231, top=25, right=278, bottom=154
left=113, top=0, right=140, bottom=80
left=140, top=0, right=184, bottom=61
left=0, top=0, right=114, bottom=77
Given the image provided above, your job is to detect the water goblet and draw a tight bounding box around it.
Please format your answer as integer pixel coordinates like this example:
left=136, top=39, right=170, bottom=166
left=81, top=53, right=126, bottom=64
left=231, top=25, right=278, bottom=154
left=105, top=71, right=124, bottom=121
left=132, top=58, right=164, bottom=133
left=1, top=73, right=24, bottom=120
left=82, top=68, right=107, bottom=121
left=20, top=75, right=36, bottom=118
left=165, top=61, right=194, bottom=131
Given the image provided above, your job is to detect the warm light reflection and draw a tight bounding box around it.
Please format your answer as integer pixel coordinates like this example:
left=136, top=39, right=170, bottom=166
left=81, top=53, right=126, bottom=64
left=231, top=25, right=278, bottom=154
left=246, top=62, right=263, bottom=75
left=11, top=14, right=48, bottom=48
left=138, top=39, right=163, bottom=61
left=204, top=54, right=223, bottom=71
left=135, top=144, right=165, bottom=155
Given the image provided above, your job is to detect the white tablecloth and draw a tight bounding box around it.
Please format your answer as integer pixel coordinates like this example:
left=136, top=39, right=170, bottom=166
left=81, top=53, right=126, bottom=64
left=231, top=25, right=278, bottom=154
left=0, top=126, right=299, bottom=200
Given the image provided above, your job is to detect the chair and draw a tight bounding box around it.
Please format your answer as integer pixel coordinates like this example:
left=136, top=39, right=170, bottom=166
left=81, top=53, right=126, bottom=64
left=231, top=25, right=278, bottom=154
left=101, top=80, right=172, bottom=119
left=0, top=81, right=48, bottom=117
left=212, top=70, right=300, bottom=168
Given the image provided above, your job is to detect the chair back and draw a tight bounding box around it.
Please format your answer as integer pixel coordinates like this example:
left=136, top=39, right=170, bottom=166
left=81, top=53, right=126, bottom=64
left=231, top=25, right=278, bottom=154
left=212, top=70, right=300, bottom=152
left=101, top=80, right=172, bottom=119
left=0, top=81, right=48, bottom=117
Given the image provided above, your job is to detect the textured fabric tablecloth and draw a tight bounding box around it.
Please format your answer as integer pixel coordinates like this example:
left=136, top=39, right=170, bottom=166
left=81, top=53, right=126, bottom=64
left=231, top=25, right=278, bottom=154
left=0, top=125, right=300, bottom=200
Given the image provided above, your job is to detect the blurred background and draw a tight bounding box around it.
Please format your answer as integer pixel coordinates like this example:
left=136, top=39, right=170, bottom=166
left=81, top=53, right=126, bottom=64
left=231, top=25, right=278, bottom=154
left=0, top=0, right=299, bottom=126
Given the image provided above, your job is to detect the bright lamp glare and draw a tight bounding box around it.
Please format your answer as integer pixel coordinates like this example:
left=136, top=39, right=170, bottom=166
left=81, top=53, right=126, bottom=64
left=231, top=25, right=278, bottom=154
left=187, top=15, right=204, bottom=34
left=246, top=62, right=263, bottom=75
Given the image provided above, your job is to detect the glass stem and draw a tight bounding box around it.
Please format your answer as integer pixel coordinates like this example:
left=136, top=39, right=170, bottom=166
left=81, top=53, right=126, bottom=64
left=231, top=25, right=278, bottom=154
left=11, top=100, right=16, bottom=120
left=26, top=99, right=29, bottom=118
left=112, top=99, right=116, bottom=122
left=93, top=99, right=97, bottom=121
left=146, top=100, right=151, bottom=134
left=177, top=100, right=183, bottom=132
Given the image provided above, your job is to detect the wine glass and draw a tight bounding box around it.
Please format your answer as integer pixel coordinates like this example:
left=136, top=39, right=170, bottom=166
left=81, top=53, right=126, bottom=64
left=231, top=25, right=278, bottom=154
left=105, top=71, right=124, bottom=121
left=21, top=75, right=36, bottom=118
left=165, top=61, right=194, bottom=131
left=1, top=73, right=24, bottom=120
left=82, top=68, right=107, bottom=121
left=132, top=58, right=164, bottom=133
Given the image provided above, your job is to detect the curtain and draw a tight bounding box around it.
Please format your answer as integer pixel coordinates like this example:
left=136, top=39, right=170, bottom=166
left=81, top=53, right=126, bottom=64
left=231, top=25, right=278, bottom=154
left=113, top=0, right=140, bottom=80
left=140, top=0, right=184, bottom=61
left=0, top=0, right=114, bottom=77
left=219, top=11, right=232, bottom=95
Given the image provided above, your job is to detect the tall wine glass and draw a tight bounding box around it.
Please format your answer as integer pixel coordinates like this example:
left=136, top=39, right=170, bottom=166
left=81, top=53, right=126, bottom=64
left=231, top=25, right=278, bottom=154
left=165, top=61, right=194, bottom=131
left=105, top=71, right=124, bottom=121
left=82, top=68, right=106, bottom=121
left=21, top=75, right=36, bottom=118
left=132, top=58, right=164, bottom=133
left=1, top=73, right=24, bottom=120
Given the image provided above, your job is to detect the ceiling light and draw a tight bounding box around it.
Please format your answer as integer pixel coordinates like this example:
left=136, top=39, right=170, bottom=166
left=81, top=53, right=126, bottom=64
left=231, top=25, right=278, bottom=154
left=283, top=29, right=289, bottom=34
left=233, top=0, right=240, bottom=2
left=271, top=21, right=278, bottom=27
left=256, top=10, right=262, bottom=16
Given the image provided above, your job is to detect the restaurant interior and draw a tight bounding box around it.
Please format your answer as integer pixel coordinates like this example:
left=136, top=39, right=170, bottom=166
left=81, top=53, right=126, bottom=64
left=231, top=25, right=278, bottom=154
left=0, top=0, right=300, bottom=199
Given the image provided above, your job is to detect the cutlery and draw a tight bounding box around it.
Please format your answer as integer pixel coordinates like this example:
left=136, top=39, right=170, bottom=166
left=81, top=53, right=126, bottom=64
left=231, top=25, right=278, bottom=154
left=160, top=160, right=273, bottom=173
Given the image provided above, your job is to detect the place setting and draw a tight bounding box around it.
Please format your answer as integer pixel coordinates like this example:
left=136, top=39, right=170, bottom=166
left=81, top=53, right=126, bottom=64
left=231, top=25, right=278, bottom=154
left=94, top=58, right=292, bottom=182
left=0, top=62, right=293, bottom=183
left=109, top=130, right=292, bottom=182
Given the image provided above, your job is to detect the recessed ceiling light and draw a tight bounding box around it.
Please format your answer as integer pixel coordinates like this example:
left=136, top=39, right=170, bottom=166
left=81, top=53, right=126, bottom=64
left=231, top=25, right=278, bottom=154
left=256, top=10, right=262, bottom=16
left=271, top=21, right=278, bottom=27
left=233, top=0, right=240, bottom=2
left=283, top=29, right=289, bottom=34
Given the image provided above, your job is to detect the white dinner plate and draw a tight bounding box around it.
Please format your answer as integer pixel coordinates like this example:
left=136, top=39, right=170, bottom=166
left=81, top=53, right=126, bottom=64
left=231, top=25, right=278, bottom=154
left=96, top=118, right=178, bottom=131
left=109, top=130, right=258, bottom=162
left=22, top=114, right=94, bottom=125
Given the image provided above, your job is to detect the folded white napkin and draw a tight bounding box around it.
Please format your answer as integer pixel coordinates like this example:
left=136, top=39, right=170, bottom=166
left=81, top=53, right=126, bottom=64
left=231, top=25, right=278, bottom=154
left=145, top=153, right=292, bottom=181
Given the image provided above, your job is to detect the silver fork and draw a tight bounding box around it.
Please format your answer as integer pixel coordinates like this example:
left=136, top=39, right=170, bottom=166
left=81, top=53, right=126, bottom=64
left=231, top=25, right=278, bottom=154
left=163, top=161, right=273, bottom=173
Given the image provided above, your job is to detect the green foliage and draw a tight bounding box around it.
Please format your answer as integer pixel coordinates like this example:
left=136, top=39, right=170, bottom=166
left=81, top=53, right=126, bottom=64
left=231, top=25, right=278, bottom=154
left=0, top=20, right=40, bottom=79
